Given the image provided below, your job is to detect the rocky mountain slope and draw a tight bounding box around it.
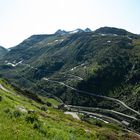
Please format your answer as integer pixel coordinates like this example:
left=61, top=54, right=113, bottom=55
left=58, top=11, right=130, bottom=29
left=0, top=46, right=8, bottom=59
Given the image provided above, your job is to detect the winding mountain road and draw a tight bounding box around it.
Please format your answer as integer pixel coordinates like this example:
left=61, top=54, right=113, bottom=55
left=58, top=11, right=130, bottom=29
left=67, top=105, right=137, bottom=120
left=43, top=78, right=140, bottom=116
left=79, top=110, right=122, bottom=124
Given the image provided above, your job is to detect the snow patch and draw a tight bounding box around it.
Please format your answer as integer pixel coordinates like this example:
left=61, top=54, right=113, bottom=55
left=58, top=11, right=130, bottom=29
left=70, top=66, right=78, bottom=71
left=127, top=36, right=132, bottom=40
left=60, top=39, right=64, bottom=42
left=47, top=39, right=64, bottom=45
left=107, top=40, right=111, bottom=43
left=80, top=63, right=85, bottom=66
left=43, top=77, right=49, bottom=81
left=113, top=34, right=118, bottom=36
left=7, top=62, right=16, bottom=67
left=6, top=60, right=23, bottom=67
left=101, top=34, right=107, bottom=36
left=69, top=29, right=80, bottom=34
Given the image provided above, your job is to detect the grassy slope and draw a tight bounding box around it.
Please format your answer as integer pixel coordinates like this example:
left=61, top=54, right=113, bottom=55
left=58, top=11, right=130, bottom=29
left=0, top=79, right=139, bottom=140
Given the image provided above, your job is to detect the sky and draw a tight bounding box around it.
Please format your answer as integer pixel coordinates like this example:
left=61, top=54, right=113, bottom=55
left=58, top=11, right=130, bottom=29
left=0, top=0, right=140, bottom=48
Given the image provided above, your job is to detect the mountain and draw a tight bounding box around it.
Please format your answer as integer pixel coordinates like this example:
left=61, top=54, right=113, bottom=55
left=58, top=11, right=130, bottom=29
left=55, top=28, right=92, bottom=35
left=94, top=26, right=137, bottom=38
left=0, top=46, right=8, bottom=59
left=85, top=28, right=92, bottom=32
left=1, top=27, right=140, bottom=133
left=55, top=29, right=68, bottom=35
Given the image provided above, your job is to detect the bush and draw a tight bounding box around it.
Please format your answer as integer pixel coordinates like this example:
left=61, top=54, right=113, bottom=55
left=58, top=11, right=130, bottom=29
left=3, top=108, right=10, bottom=113
left=40, top=105, right=48, bottom=111
left=33, top=121, right=41, bottom=129
left=13, top=110, right=21, bottom=118
left=26, top=114, right=46, bottom=136
left=3, top=108, right=22, bottom=118
left=0, top=96, right=2, bottom=101
left=46, top=102, right=52, bottom=107
left=3, top=108, right=13, bottom=118
left=25, top=114, right=38, bottom=124
left=37, top=126, right=46, bottom=136
left=94, top=120, right=103, bottom=127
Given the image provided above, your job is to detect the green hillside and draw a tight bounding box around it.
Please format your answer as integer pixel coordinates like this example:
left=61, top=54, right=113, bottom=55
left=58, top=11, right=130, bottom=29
left=0, top=78, right=138, bottom=140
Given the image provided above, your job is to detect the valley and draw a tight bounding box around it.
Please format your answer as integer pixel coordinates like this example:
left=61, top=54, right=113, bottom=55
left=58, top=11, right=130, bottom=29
left=1, top=27, right=140, bottom=139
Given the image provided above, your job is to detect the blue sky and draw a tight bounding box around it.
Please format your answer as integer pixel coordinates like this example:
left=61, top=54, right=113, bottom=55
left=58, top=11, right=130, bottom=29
left=0, top=0, right=140, bottom=48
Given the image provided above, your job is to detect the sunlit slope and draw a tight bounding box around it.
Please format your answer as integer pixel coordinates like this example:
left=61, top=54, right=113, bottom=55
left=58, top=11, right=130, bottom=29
left=0, top=79, right=139, bottom=139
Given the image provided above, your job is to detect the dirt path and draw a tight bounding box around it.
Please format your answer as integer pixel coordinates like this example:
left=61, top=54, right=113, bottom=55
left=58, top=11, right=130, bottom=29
left=64, top=111, right=80, bottom=120
left=0, top=84, right=14, bottom=94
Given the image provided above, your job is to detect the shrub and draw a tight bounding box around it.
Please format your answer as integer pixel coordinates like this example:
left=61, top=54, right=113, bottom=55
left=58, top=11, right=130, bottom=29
left=28, top=110, right=35, bottom=114
left=26, top=114, right=46, bottom=136
left=46, top=102, right=52, bottom=107
left=25, top=114, right=38, bottom=124
left=40, top=105, right=48, bottom=111
left=3, top=108, right=10, bottom=113
left=0, top=96, right=2, bottom=101
left=94, top=120, right=103, bottom=127
left=37, top=127, right=46, bottom=136
left=33, top=121, right=41, bottom=129
left=3, top=108, right=13, bottom=118
left=13, top=110, right=21, bottom=118
left=3, top=108, right=21, bottom=118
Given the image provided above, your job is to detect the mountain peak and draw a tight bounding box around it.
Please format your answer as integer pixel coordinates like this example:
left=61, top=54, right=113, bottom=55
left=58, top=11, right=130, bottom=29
left=55, top=28, right=92, bottom=35
left=68, top=28, right=84, bottom=34
left=94, top=27, right=129, bottom=35
left=55, top=29, right=67, bottom=35
left=85, top=28, right=92, bottom=32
